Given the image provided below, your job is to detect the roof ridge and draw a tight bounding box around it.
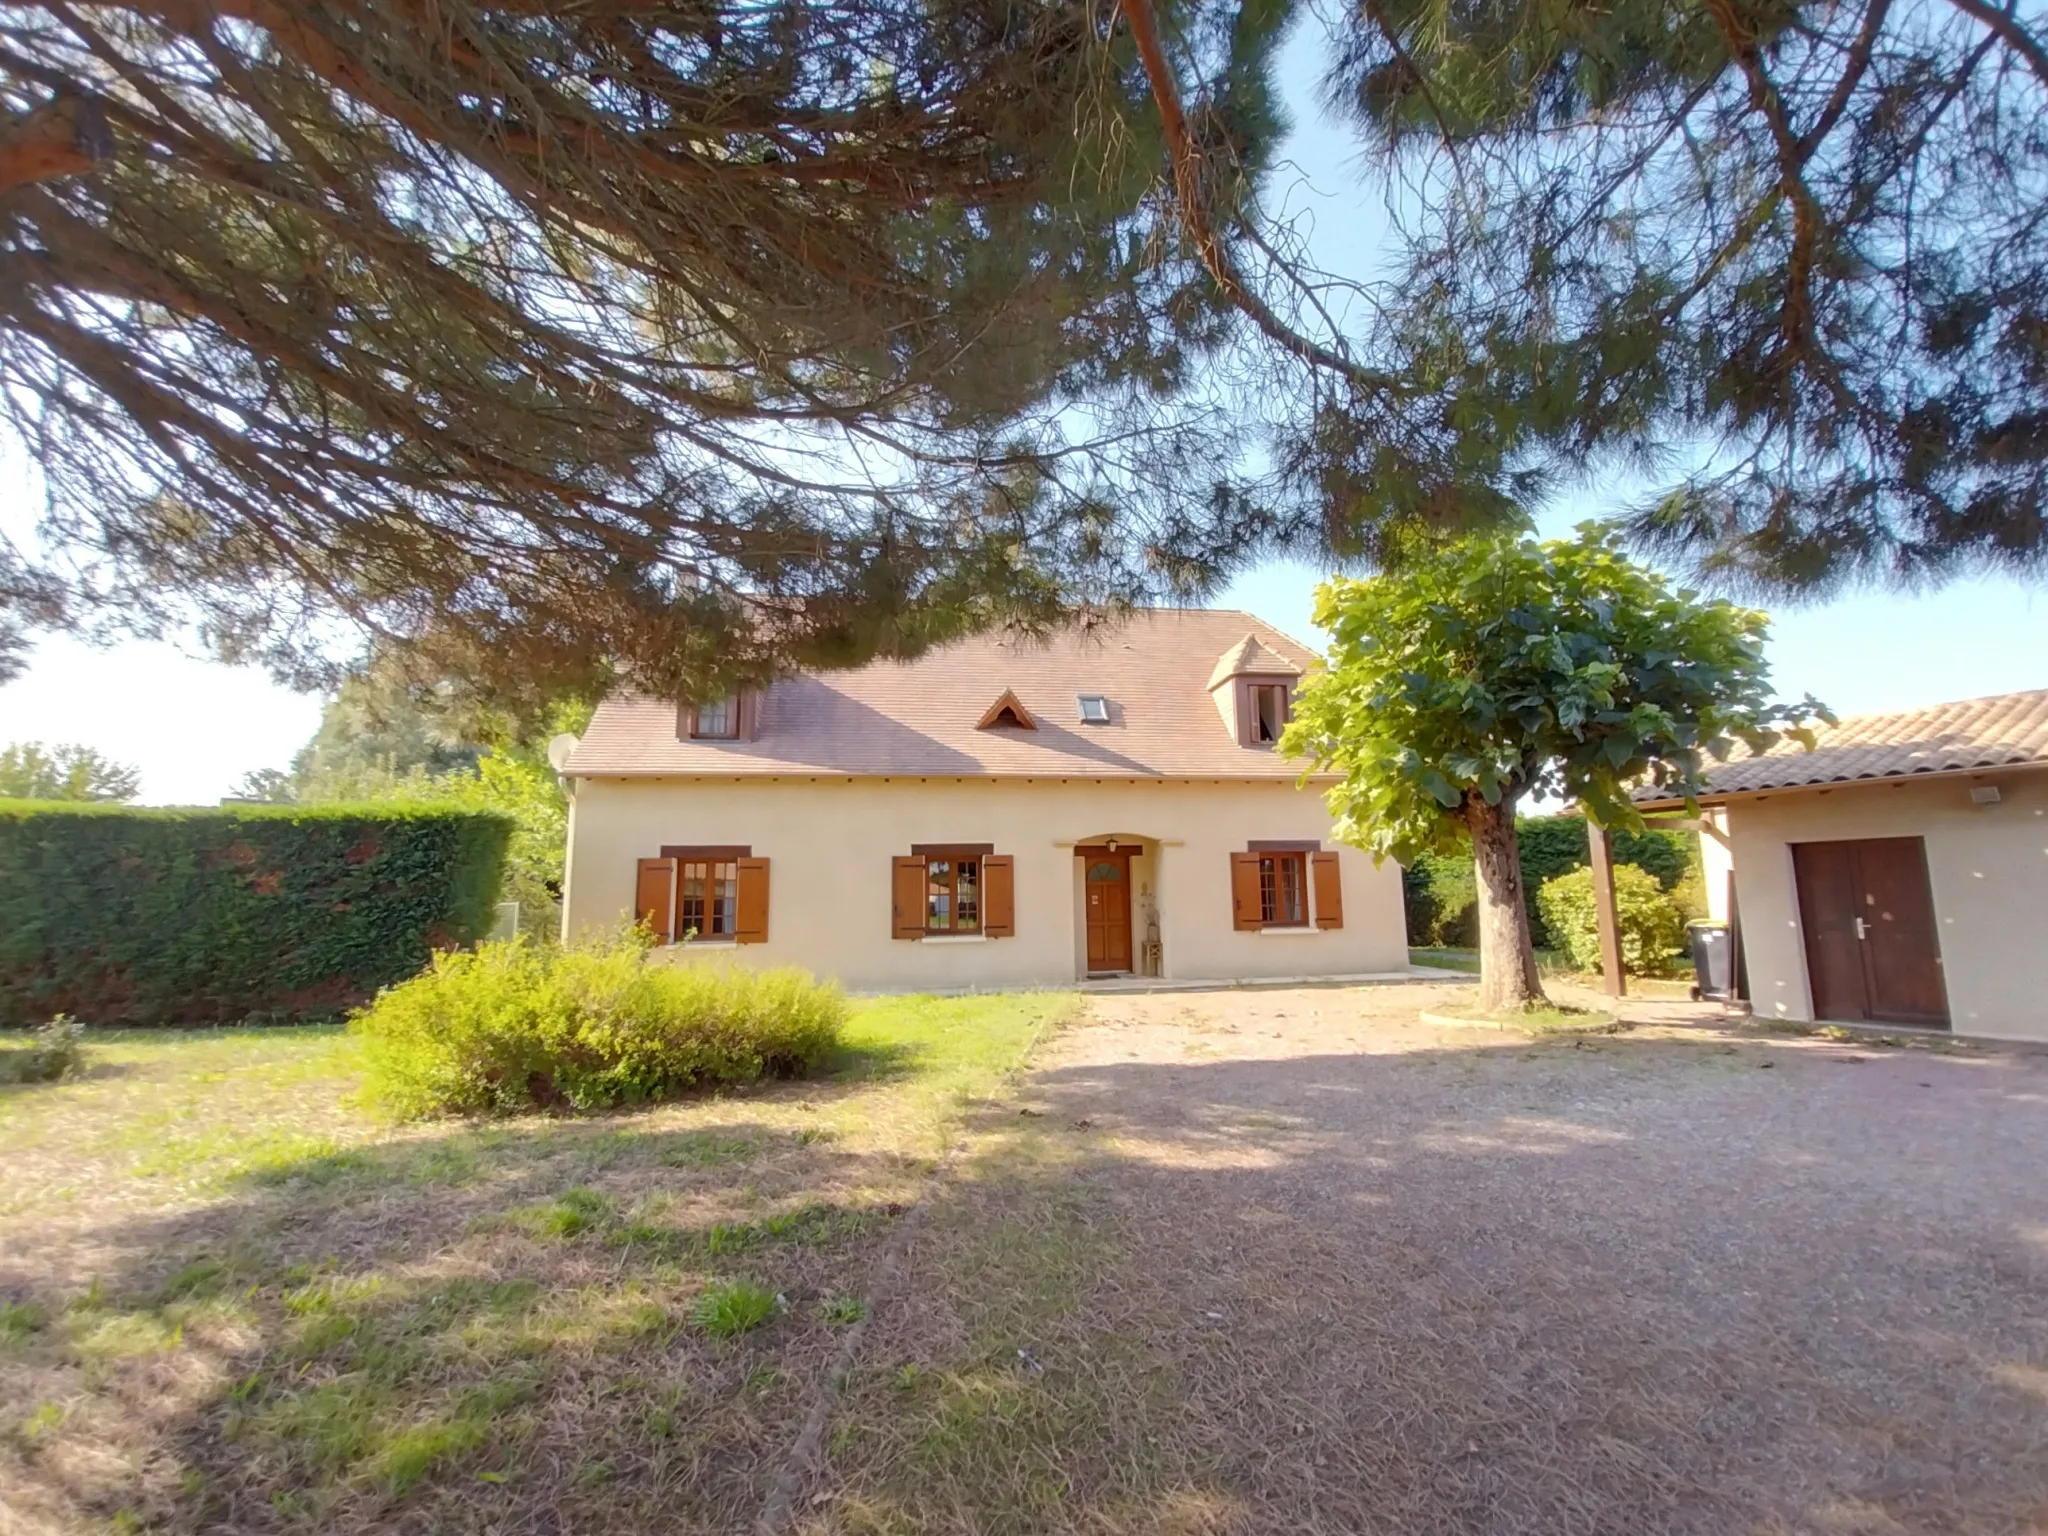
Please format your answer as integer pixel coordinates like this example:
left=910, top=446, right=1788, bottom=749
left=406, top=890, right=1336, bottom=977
left=1820, top=685, right=2048, bottom=730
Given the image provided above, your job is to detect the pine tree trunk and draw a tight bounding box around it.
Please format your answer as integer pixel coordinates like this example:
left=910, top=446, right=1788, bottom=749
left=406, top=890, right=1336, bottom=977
left=1466, top=795, right=1546, bottom=1013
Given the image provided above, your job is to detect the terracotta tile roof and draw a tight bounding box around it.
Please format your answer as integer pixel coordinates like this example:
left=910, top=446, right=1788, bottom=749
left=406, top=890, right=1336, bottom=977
left=1633, top=688, right=2048, bottom=805
left=566, top=609, right=1325, bottom=779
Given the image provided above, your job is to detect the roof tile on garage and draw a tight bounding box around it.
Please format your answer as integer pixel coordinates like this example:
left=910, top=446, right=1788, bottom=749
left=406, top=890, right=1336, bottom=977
left=1633, top=688, right=2048, bottom=805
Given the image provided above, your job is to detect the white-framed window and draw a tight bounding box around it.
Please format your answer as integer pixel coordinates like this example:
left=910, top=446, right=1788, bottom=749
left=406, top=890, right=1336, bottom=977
left=690, top=696, right=738, bottom=739
left=1077, top=693, right=1110, bottom=724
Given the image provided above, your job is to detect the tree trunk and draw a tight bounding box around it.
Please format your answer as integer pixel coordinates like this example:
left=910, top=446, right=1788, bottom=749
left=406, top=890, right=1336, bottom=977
left=1466, top=795, right=1546, bottom=1013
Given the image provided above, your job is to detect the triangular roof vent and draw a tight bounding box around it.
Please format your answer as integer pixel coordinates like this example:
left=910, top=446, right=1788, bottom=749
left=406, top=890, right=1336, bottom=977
left=1206, top=633, right=1303, bottom=690
left=975, top=688, right=1037, bottom=730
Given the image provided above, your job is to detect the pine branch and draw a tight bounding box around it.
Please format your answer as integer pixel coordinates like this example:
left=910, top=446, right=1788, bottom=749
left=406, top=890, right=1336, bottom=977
left=0, top=88, right=110, bottom=193
left=1116, top=0, right=1396, bottom=393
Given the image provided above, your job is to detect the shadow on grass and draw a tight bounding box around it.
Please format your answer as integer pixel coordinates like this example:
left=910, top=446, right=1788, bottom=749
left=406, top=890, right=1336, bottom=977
left=228, top=1117, right=854, bottom=1196
left=816, top=1036, right=928, bottom=1086
left=0, top=1079, right=931, bottom=1536
left=0, top=1055, right=134, bottom=1089
left=0, top=990, right=1073, bottom=1531
left=24, top=1003, right=2040, bottom=1536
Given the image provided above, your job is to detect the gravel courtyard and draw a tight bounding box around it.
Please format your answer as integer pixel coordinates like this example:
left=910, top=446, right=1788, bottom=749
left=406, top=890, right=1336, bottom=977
left=812, top=984, right=2048, bottom=1535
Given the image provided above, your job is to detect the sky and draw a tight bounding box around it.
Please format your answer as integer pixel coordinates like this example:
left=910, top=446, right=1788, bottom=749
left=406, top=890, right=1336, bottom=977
left=2, top=25, right=2044, bottom=804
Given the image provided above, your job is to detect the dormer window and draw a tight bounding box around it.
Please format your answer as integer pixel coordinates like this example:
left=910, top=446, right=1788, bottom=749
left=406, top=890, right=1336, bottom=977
left=1077, top=694, right=1110, bottom=725
left=1245, top=682, right=1290, bottom=746
left=1207, top=632, right=1304, bottom=748
left=688, top=695, right=740, bottom=740
left=976, top=689, right=1037, bottom=730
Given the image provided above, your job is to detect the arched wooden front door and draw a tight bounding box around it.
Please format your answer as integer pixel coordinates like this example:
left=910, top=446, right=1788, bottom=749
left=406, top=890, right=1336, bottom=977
left=1081, top=848, right=1133, bottom=974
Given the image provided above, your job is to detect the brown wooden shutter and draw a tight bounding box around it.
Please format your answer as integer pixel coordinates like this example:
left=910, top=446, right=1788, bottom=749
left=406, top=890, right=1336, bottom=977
left=1230, top=851, right=1264, bottom=931
left=1312, top=850, right=1343, bottom=929
left=735, top=857, right=770, bottom=944
left=636, top=857, right=677, bottom=943
left=981, top=855, right=1015, bottom=937
left=891, top=856, right=927, bottom=940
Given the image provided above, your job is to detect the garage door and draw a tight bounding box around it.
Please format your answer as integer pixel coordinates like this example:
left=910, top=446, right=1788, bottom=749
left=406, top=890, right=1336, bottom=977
left=1791, top=836, right=1950, bottom=1028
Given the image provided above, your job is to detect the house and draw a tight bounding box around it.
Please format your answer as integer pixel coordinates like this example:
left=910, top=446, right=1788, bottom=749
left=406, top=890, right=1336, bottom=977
left=1635, top=688, right=2048, bottom=1041
left=557, top=610, right=1410, bottom=990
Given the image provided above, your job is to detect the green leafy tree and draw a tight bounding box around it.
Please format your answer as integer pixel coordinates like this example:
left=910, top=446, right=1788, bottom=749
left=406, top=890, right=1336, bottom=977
left=286, top=656, right=482, bottom=798
left=227, top=768, right=295, bottom=804
left=0, top=741, right=140, bottom=802
left=1283, top=527, right=1824, bottom=1013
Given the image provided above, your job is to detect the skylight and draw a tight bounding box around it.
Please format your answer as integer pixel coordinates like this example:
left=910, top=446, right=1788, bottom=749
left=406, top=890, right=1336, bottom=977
left=1077, top=694, right=1110, bottom=724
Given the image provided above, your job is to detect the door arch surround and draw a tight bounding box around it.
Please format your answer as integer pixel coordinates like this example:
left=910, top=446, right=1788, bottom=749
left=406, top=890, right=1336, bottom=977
left=1073, top=834, right=1158, bottom=978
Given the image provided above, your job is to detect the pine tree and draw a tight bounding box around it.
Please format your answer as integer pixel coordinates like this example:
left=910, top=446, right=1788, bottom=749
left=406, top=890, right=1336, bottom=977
left=1131, top=0, right=2048, bottom=591
left=0, top=0, right=1297, bottom=696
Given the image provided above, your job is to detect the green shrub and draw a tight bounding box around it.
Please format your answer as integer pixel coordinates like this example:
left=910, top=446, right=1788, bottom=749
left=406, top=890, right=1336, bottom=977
left=0, top=802, right=510, bottom=1026
left=1516, top=815, right=1697, bottom=947
left=1402, top=818, right=1700, bottom=950
left=1536, top=864, right=1691, bottom=976
left=0, top=1015, right=86, bottom=1084
left=353, top=934, right=846, bottom=1118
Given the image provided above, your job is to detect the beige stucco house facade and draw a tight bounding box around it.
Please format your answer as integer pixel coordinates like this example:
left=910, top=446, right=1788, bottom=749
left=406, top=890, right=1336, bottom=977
left=1638, top=689, right=2048, bottom=1043
left=558, top=610, right=1410, bottom=991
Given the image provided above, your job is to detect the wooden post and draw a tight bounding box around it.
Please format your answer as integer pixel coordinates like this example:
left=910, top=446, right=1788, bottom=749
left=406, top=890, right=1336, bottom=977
left=1586, top=821, right=1626, bottom=998
left=1725, top=869, right=1744, bottom=1006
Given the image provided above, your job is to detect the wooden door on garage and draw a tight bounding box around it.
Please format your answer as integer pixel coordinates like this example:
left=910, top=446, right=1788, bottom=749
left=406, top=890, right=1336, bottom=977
left=1791, top=837, right=1950, bottom=1028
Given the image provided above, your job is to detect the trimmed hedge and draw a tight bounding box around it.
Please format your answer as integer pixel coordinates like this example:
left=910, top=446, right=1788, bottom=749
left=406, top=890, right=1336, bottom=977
left=0, top=801, right=511, bottom=1026
left=1403, top=815, right=1698, bottom=950
left=1403, top=851, right=1480, bottom=949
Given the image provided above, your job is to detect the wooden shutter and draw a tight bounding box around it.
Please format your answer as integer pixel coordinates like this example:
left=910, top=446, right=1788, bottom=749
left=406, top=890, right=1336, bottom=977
left=981, top=855, right=1015, bottom=937
left=1312, top=851, right=1343, bottom=929
left=1230, top=852, right=1264, bottom=931
left=735, top=857, right=770, bottom=944
left=891, top=856, right=927, bottom=940
left=636, top=857, right=677, bottom=943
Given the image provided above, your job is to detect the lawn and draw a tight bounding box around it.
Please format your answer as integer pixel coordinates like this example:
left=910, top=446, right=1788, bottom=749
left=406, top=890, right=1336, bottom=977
left=0, top=992, right=1076, bottom=1535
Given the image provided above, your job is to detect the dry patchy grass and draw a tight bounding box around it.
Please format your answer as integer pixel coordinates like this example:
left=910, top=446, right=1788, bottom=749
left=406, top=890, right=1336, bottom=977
left=0, top=992, right=1075, bottom=1535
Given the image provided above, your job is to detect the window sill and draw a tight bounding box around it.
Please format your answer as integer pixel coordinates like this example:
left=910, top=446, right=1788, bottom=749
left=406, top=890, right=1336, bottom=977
left=1254, top=925, right=1322, bottom=936
left=920, top=933, right=989, bottom=945
left=671, top=938, right=737, bottom=948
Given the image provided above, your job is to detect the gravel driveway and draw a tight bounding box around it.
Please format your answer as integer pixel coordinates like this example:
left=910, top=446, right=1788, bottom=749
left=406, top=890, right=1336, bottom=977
left=813, top=983, right=2048, bottom=1535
